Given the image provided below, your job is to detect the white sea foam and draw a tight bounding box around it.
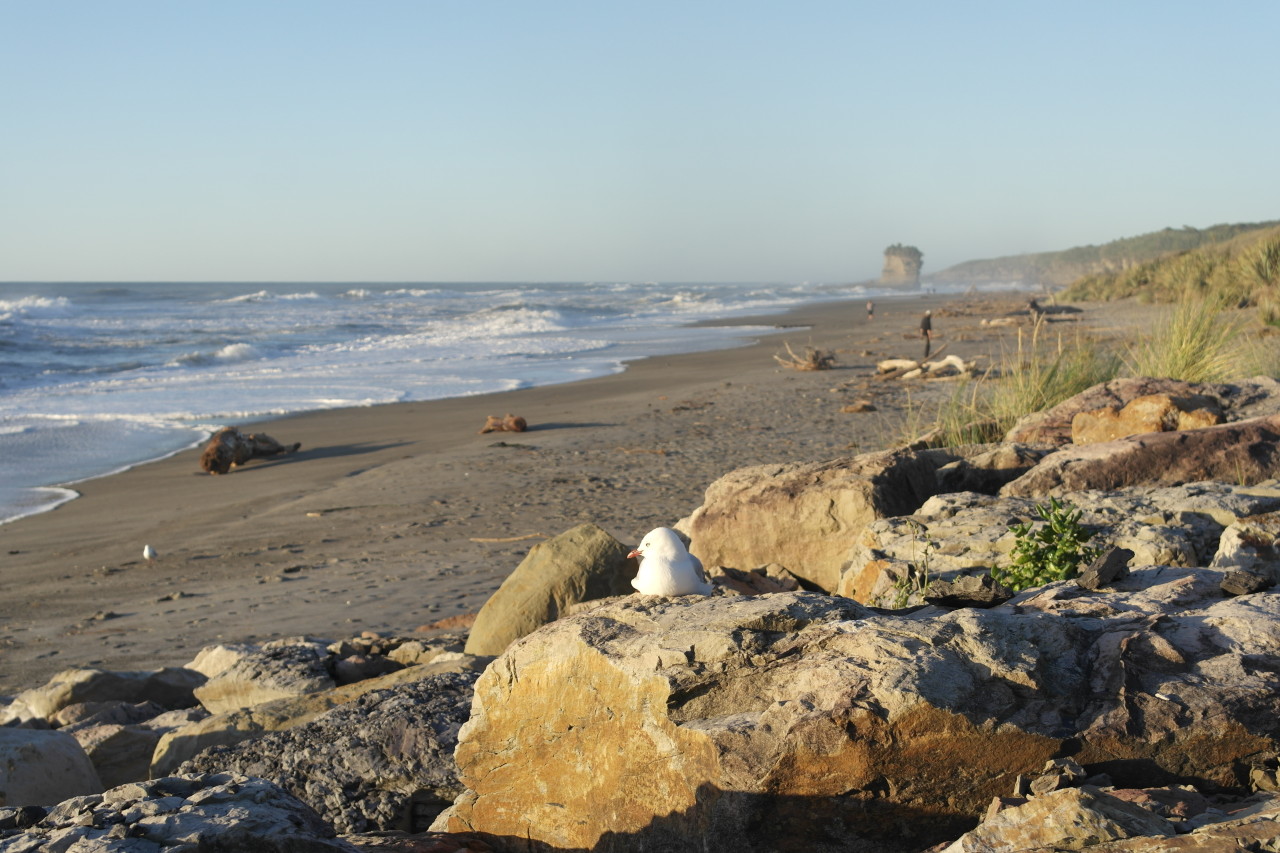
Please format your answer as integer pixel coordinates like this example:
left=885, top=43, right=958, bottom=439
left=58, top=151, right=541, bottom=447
left=0, top=295, right=72, bottom=319
left=215, top=343, right=263, bottom=361
left=220, top=289, right=322, bottom=304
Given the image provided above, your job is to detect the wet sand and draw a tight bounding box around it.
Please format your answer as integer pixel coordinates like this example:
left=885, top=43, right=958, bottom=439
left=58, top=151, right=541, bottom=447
left=0, top=292, right=1137, bottom=695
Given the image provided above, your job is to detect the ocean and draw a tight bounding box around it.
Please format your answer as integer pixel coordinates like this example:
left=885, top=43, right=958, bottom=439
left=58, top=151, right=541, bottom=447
left=2, top=279, right=930, bottom=525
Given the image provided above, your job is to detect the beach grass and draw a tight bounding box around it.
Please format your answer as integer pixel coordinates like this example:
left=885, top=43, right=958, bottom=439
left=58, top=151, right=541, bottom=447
left=1123, top=291, right=1245, bottom=383
left=914, top=319, right=1121, bottom=447
left=908, top=288, right=1280, bottom=450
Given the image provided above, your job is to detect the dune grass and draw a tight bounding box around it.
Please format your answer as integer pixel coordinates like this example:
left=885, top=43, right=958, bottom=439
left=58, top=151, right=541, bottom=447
left=1123, top=292, right=1246, bottom=383
left=899, top=287, right=1278, bottom=449
left=912, top=319, right=1122, bottom=448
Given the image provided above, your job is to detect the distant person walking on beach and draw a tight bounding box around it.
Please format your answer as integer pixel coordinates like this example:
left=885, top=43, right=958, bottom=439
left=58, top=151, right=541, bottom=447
left=920, top=309, right=933, bottom=359
left=866, top=300, right=875, bottom=320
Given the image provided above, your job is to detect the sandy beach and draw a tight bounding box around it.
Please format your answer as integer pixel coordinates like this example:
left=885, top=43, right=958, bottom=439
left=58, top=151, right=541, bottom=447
left=0, top=292, right=1142, bottom=696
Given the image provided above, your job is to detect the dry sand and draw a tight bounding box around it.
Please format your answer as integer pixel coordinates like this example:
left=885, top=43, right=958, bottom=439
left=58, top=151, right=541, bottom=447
left=0, top=293, right=1145, bottom=695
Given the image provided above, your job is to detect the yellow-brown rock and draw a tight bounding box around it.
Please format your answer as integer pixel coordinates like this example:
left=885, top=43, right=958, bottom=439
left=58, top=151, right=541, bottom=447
left=1071, top=393, right=1223, bottom=445
left=440, top=581, right=1280, bottom=851
left=677, top=450, right=945, bottom=592
left=1004, top=414, right=1280, bottom=498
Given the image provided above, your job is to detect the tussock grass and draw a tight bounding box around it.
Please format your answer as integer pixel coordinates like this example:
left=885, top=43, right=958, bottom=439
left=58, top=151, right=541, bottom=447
left=988, top=321, right=1122, bottom=429
left=915, top=320, right=1121, bottom=447
left=1235, top=330, right=1280, bottom=378
left=1124, top=292, right=1245, bottom=383
left=1062, top=224, right=1280, bottom=311
left=894, top=284, right=1278, bottom=452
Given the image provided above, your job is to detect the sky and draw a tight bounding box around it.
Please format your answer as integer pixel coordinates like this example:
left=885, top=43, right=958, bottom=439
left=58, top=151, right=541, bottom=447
left=3, top=1, right=1279, bottom=284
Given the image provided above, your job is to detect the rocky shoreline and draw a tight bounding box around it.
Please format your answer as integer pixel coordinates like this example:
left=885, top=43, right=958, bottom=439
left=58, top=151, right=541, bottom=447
left=4, top=367, right=1280, bottom=851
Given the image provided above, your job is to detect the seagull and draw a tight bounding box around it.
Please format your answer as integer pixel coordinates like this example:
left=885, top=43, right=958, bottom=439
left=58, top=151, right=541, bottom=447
left=627, top=527, right=713, bottom=596
left=143, top=544, right=158, bottom=562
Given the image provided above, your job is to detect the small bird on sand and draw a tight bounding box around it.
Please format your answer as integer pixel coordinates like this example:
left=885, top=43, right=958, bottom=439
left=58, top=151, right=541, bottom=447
left=627, top=527, right=713, bottom=596
left=143, top=544, right=158, bottom=562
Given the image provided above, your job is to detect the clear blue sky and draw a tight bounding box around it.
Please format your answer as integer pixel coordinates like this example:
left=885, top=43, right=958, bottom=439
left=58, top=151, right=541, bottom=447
left=3, top=1, right=1278, bottom=283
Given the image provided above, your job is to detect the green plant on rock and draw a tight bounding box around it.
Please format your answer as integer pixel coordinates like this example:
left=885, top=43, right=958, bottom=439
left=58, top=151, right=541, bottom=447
left=993, top=498, right=1099, bottom=592
left=890, top=520, right=936, bottom=608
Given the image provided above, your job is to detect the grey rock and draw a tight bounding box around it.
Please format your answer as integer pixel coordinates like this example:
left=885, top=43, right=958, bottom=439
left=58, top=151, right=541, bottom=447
left=0, top=805, right=45, bottom=830
left=68, top=723, right=162, bottom=790
left=193, top=638, right=335, bottom=715
left=936, top=443, right=1052, bottom=494
left=1221, top=570, right=1273, bottom=596
left=925, top=572, right=1014, bottom=608
left=177, top=671, right=478, bottom=835
left=0, top=774, right=356, bottom=851
left=1076, top=546, right=1134, bottom=590
left=839, top=483, right=1280, bottom=606
left=1211, top=508, right=1280, bottom=580
left=1004, top=377, right=1280, bottom=446
left=53, top=701, right=165, bottom=730
left=942, top=785, right=1176, bottom=852
left=0, top=728, right=102, bottom=808
left=150, top=656, right=486, bottom=778
left=332, top=654, right=403, bottom=686
left=0, top=669, right=205, bottom=727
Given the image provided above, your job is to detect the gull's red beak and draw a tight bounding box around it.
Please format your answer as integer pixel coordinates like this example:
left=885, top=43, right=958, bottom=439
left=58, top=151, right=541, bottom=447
left=627, top=548, right=642, bottom=559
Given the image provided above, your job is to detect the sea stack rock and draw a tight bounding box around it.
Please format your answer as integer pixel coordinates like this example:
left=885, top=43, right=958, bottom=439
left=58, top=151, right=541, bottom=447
left=881, top=243, right=923, bottom=286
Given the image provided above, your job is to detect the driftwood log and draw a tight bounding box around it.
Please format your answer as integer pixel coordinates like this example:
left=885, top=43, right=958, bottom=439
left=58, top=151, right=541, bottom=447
left=773, top=341, right=836, bottom=371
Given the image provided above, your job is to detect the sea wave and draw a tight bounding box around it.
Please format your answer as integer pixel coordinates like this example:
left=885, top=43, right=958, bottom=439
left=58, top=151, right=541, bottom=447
left=220, top=290, right=323, bottom=304
left=172, top=342, right=264, bottom=366
left=0, top=295, right=73, bottom=321
left=458, top=306, right=572, bottom=336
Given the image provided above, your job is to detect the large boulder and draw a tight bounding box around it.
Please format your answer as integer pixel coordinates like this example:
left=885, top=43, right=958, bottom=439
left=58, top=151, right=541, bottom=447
left=0, top=667, right=205, bottom=727
left=464, top=523, right=636, bottom=656
left=179, top=672, right=478, bottom=835
left=1001, top=415, right=1280, bottom=498
left=437, top=581, right=1280, bottom=852
left=67, top=724, right=162, bottom=791
left=0, top=773, right=357, bottom=851
left=677, top=449, right=951, bottom=592
left=0, top=728, right=102, bottom=808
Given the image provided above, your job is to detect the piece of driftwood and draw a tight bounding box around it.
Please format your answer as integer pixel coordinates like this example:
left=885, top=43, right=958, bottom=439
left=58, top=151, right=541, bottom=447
left=876, top=346, right=976, bottom=382
left=774, top=341, right=837, bottom=371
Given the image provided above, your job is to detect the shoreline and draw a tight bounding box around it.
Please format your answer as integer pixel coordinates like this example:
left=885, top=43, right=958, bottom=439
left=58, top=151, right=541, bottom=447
left=0, top=289, right=879, bottom=528
left=0, top=290, right=1068, bottom=695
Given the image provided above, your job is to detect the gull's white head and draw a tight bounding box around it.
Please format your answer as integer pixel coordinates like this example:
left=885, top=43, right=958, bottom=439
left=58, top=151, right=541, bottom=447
left=627, top=527, right=712, bottom=597
left=627, top=527, right=688, bottom=562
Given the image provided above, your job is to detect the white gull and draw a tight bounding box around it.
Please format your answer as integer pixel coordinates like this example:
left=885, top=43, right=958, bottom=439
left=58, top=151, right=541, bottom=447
left=627, top=527, right=713, bottom=596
